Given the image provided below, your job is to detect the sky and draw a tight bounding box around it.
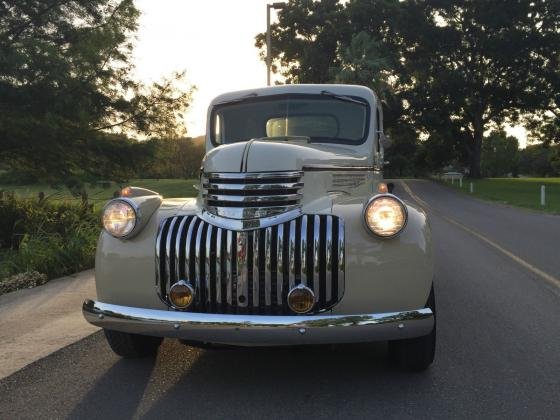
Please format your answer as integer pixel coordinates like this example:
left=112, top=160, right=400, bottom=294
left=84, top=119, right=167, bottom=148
left=132, top=0, right=528, bottom=147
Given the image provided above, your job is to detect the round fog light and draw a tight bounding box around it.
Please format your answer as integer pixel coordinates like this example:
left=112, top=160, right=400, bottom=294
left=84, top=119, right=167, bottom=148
left=169, top=280, right=194, bottom=309
left=288, top=284, right=315, bottom=314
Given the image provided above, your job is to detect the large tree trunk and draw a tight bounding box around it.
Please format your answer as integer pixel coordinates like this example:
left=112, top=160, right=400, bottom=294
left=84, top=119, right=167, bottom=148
left=469, top=115, right=484, bottom=178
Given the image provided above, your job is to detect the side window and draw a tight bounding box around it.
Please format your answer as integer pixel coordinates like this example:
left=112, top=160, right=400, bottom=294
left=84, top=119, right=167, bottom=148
left=213, top=114, right=223, bottom=145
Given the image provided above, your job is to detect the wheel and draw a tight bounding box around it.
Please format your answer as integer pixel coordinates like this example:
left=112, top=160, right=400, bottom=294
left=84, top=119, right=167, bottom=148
left=103, top=329, right=163, bottom=358
left=388, top=284, right=436, bottom=371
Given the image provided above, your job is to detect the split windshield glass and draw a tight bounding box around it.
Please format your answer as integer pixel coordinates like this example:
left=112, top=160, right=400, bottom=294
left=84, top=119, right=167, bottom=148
left=211, top=94, right=369, bottom=145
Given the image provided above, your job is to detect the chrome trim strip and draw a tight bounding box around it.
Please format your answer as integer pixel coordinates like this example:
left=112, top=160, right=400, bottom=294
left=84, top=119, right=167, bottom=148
left=174, top=216, right=188, bottom=285
left=165, top=217, right=179, bottom=292
left=325, top=216, right=333, bottom=303
left=226, top=230, right=233, bottom=306
left=83, top=299, right=435, bottom=345
left=264, top=227, right=272, bottom=307
left=312, top=215, right=320, bottom=296
left=205, top=224, right=213, bottom=306
left=205, top=205, right=300, bottom=221
left=155, top=218, right=169, bottom=298
left=288, top=219, right=296, bottom=291
left=205, top=171, right=303, bottom=180
left=184, top=217, right=197, bottom=285
left=300, top=215, right=308, bottom=287
left=205, top=193, right=302, bottom=203
left=252, top=230, right=260, bottom=308
left=236, top=231, right=249, bottom=308
left=215, top=227, right=222, bottom=306
left=302, top=165, right=376, bottom=172
left=194, top=219, right=204, bottom=304
left=338, top=219, right=345, bottom=296
left=198, top=208, right=301, bottom=232
left=203, top=182, right=304, bottom=191
left=276, top=224, right=284, bottom=305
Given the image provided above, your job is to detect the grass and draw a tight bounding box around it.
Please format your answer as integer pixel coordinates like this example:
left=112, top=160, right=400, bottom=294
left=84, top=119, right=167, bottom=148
left=440, top=177, right=560, bottom=214
left=0, top=178, right=199, bottom=210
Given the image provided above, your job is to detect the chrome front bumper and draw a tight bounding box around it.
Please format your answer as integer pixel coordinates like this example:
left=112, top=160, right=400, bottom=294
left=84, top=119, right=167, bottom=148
left=83, top=299, right=434, bottom=346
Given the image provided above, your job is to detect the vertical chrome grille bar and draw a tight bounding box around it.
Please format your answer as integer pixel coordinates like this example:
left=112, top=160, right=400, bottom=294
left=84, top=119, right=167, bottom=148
left=312, top=215, right=320, bottom=296
left=215, top=228, right=222, bottom=308
left=288, top=219, right=297, bottom=291
left=164, top=217, right=179, bottom=290
left=205, top=224, right=213, bottom=308
left=174, top=216, right=188, bottom=284
left=184, top=218, right=197, bottom=288
left=325, top=216, right=333, bottom=304
left=276, top=224, right=284, bottom=305
left=225, top=230, right=233, bottom=308
left=194, top=220, right=205, bottom=306
left=155, top=218, right=171, bottom=297
left=300, top=215, right=308, bottom=287
left=338, top=219, right=345, bottom=296
left=236, top=231, right=249, bottom=308
left=264, top=227, right=272, bottom=308
left=252, top=229, right=260, bottom=309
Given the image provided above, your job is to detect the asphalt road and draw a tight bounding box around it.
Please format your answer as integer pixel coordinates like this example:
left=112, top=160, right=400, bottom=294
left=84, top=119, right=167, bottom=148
left=1, top=180, right=559, bottom=419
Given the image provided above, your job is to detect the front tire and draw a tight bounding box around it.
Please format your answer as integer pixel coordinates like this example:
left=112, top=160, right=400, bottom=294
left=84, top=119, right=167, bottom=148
left=388, top=285, right=436, bottom=371
left=103, top=329, right=163, bottom=358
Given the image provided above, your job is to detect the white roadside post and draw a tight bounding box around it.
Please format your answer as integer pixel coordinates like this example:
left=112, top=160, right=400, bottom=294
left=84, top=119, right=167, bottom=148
left=459, top=177, right=463, bottom=188
left=541, top=185, right=546, bottom=206
left=470, top=182, right=473, bottom=194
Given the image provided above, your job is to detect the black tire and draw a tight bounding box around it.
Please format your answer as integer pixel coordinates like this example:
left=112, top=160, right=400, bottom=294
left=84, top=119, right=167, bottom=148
left=388, top=285, right=436, bottom=371
left=103, top=329, right=163, bottom=358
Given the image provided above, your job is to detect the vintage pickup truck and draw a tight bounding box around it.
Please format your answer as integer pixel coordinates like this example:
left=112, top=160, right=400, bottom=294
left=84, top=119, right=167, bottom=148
left=83, top=84, right=436, bottom=370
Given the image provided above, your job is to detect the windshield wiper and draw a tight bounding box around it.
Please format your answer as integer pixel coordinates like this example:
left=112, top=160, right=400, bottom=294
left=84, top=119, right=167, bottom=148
left=215, top=92, right=258, bottom=105
left=320, top=90, right=366, bottom=106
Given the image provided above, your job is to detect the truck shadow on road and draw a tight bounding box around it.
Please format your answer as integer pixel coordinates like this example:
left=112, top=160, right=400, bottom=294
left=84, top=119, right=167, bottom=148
left=70, top=336, right=435, bottom=419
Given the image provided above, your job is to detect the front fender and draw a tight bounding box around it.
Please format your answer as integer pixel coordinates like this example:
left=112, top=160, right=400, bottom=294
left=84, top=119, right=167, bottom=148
left=331, top=197, right=433, bottom=314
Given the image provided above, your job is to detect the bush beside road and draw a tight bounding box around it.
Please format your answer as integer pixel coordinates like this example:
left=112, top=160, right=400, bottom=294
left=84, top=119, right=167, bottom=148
left=440, top=177, right=560, bottom=214
left=0, top=179, right=198, bottom=293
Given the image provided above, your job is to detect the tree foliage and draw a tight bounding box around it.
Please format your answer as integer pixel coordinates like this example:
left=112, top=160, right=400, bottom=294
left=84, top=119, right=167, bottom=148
left=256, top=0, right=559, bottom=177
left=0, top=0, right=193, bottom=183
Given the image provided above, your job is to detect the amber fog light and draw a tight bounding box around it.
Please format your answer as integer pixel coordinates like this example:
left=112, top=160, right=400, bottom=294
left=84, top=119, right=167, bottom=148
left=169, top=280, right=194, bottom=309
left=288, top=284, right=315, bottom=314
left=363, top=194, right=407, bottom=238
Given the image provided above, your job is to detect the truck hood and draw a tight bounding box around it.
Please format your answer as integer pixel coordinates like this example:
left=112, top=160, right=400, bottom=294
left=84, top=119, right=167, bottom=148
left=203, top=139, right=370, bottom=173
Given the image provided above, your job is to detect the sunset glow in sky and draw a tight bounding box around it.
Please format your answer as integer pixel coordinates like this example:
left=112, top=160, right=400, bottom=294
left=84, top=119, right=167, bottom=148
left=132, top=0, right=528, bottom=146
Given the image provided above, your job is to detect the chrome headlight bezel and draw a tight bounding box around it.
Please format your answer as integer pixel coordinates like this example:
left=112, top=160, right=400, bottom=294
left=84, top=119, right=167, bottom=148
left=101, top=198, right=139, bottom=239
left=362, top=194, right=408, bottom=239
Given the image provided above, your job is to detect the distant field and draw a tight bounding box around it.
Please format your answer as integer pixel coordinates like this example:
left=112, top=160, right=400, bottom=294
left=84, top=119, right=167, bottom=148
left=441, top=177, right=560, bottom=214
left=0, top=178, right=199, bottom=209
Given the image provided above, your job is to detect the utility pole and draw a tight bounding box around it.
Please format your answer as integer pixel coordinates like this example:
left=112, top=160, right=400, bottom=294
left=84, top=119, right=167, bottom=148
left=266, top=3, right=286, bottom=86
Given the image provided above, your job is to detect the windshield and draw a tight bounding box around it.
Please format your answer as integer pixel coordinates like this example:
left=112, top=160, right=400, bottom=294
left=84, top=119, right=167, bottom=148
left=211, top=94, right=369, bottom=145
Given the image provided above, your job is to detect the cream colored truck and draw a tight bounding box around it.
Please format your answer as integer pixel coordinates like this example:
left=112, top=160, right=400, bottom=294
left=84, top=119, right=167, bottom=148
left=83, top=84, right=436, bottom=370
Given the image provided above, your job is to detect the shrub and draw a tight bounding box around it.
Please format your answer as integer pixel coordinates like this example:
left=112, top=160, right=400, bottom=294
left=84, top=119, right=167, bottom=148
left=0, top=196, right=100, bottom=291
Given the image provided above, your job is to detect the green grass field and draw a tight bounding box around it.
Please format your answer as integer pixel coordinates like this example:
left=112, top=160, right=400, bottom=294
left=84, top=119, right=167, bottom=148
left=0, top=178, right=199, bottom=209
left=441, top=177, right=560, bottom=214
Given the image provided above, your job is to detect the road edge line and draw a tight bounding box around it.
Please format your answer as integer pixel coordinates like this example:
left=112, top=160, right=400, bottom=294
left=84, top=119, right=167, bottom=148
left=402, top=181, right=560, bottom=290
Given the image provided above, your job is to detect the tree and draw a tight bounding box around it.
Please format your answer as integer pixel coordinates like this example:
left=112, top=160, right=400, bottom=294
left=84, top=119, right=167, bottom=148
left=480, top=131, right=520, bottom=177
left=393, top=0, right=551, bottom=177
left=0, top=0, right=193, bottom=183
left=257, top=0, right=553, bottom=177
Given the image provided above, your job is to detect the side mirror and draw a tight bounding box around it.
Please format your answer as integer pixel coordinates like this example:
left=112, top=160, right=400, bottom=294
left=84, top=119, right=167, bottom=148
left=380, top=133, right=392, bottom=149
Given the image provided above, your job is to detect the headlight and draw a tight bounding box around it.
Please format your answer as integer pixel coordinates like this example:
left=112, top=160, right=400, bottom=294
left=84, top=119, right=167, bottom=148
left=363, top=195, right=407, bottom=238
left=102, top=200, right=137, bottom=238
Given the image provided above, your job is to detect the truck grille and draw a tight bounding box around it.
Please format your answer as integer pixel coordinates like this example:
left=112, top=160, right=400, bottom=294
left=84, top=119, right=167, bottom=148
left=156, top=214, right=345, bottom=315
left=202, top=171, right=304, bottom=219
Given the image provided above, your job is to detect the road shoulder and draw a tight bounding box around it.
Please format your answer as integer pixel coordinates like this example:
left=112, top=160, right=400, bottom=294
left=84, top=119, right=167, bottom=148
left=0, top=269, right=99, bottom=379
